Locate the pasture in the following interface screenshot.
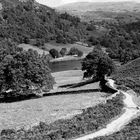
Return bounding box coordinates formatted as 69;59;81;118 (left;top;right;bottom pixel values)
0;70;106;131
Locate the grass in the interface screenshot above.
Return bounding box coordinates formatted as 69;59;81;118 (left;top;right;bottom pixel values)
112;58;140;95
0;93;124;140
94;114;140;140
18;44;49;55
51;70;99;92
0;70;106;131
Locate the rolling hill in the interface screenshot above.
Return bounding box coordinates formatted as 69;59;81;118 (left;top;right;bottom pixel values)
57;1;140;22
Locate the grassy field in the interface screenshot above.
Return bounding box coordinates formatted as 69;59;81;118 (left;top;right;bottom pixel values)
0;70;106;131
51;70;99;91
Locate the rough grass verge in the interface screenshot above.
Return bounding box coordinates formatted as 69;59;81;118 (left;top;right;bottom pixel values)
94;115;140;140
112;58;140;95
0;93;124;140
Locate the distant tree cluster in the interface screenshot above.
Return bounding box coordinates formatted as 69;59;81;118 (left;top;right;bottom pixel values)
87;20;140;64
49;47;83;58
0;40;54;100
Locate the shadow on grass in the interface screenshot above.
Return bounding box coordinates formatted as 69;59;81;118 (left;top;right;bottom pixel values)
0;88;102;103
0;94;38;103
0;79;116;103
59;79;97;88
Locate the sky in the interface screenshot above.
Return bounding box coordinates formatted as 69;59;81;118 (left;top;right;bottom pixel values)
36;0;139;7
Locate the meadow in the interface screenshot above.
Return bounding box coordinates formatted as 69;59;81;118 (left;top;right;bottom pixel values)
0;70;106;131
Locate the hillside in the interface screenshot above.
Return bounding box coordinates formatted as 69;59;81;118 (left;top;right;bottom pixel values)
113;58;140;94
57;1;140;22
0;0;86;44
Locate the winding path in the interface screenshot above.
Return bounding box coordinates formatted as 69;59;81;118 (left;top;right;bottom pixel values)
74;79;139;140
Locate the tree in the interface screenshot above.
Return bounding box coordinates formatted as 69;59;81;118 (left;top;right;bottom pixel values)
82;48;116;81
0;40;54;99
68;47;83;57
49;49;59;58
60;48;67;57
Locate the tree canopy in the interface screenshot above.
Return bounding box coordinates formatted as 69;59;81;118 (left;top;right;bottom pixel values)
0;40;54;98
82;48;116;81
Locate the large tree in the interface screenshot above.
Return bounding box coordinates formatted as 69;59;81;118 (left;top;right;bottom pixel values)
0;40;54;98
82;48;116;81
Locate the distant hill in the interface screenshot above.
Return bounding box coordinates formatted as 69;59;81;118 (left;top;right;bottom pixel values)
57;1;140;22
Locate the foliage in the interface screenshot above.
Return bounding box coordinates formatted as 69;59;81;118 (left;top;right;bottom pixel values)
49;49;59;58
60;48;67;57
0;40;54;99
68;47;83;57
0;0;86;44
0;94;124;140
82;47;116;80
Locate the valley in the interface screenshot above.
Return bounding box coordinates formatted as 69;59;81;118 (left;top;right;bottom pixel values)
0;0;140;140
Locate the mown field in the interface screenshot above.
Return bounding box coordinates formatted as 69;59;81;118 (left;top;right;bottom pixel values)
0;70;106;131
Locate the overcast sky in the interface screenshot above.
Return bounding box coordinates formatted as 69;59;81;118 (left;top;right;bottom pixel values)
36;0;139;7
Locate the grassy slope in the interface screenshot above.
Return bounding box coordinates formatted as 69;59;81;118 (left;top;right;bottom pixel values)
94;115;140;140
112;58;140;94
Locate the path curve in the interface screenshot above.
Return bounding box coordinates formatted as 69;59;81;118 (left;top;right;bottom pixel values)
74;79;139;140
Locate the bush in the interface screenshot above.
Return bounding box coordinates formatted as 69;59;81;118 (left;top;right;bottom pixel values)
68;47;83;57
